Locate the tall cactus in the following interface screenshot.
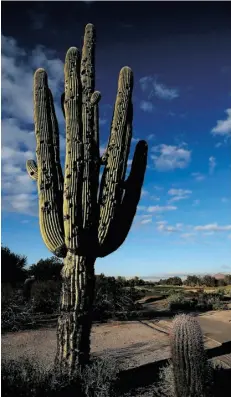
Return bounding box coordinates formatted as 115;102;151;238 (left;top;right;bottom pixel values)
26;23;148;375
170;314;211;397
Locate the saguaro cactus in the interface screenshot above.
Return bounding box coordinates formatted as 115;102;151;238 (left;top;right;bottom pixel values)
26;23;148;375
170;314;210;397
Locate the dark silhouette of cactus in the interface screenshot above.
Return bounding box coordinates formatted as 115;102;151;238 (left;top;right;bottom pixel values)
26;23;148;375
170;314;211;397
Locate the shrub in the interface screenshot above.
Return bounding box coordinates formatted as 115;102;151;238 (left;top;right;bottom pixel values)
93;275;142;321
31;281;61;314
167;292;195;311
1;288;34;332
1;355;119;397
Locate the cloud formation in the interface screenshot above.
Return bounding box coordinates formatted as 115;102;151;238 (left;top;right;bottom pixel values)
168;188;192;202
2;34;64;215
211;108;231;137
151;144;191;171
139;76;179;100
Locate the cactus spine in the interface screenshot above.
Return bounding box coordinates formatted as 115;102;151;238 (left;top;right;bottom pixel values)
26;23;148;375
170;314;210;397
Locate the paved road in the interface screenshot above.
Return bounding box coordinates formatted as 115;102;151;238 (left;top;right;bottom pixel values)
197;316;231;344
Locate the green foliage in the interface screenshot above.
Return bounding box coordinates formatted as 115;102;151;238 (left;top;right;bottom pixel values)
183;275;202;287
1;355;119;397
224;274;231;285
29;257;63;281
93;274;142;320
31;280;61;314
167;292;195;311
1;288;34;332
158;277;183;286
1;246;28;285
201;275;217;287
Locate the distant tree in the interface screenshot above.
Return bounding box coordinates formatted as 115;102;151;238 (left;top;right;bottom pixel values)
217;279;227;287
201;275;217;287
167;277;183;286
183;275;201;287
224;274;231;285
28;256;63;281
1;245;28;285
116;276;127;286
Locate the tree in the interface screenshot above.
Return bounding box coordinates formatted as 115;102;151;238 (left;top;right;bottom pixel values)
26;23;148;376
166;277;183;286
1;245;28;285
29;257;63;281
201;275;217;287
183;275;201;287
224;274;231;285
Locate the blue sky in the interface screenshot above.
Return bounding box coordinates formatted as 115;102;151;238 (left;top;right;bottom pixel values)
1;1;231;278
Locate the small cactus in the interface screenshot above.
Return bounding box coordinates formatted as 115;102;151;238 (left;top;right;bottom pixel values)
170;314;211;397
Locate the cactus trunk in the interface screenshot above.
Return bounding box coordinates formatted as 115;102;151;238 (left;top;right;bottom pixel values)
26;23;148;377
55;254;95;373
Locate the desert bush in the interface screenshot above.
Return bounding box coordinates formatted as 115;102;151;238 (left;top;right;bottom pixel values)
93;274;142;321
167;291;227;312
31;281;61;314
1;355;119;397
196;292;227;311
167;292;195;311
155;360;214;397
1;301;34;332
1;287;35;332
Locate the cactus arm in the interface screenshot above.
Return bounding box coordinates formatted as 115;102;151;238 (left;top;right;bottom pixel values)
26;159;38;180
80;24;99;248
33;68;66;258
98;140;148;257
98;66;133;246
63;47;83;253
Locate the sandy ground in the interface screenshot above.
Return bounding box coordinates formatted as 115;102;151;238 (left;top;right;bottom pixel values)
1;320;170;370
2;310;230;371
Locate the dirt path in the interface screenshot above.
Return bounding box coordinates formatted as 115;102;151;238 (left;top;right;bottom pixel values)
1;321;170;370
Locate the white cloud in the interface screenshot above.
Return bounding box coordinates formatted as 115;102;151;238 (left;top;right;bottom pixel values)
141;218;152;225
141;189;149;197
211;109;231;137
168;188;192;202
181;233;196;239
209;156;216;175
140;100;154;113
147;205;177;213
191;172;205;181
152;81;179;100
147;133;155;141
156;221;183;233
151;144;191;171
1;34;64;216
194;223;231;232
139;76;179;101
